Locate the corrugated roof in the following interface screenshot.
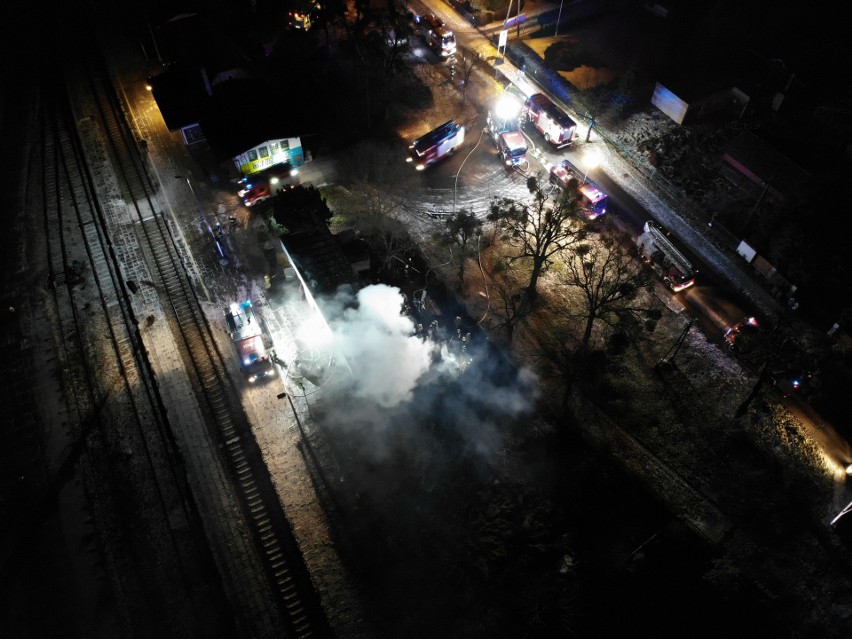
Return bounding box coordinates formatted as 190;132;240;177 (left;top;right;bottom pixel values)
281;229;358;295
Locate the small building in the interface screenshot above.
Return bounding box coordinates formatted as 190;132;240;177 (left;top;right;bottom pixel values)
720;130;810;203
651;49;787;125
199;77;315;180
232;139;305;177
651;78;748;126
146;65;211;147
146;11;314;175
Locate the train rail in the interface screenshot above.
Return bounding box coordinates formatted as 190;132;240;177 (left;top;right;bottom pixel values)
29;6;332;638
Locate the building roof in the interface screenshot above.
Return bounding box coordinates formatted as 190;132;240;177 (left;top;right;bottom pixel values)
157;12;255;73
281;228;358;296
147;65;210;131
199;78;316;161
722;130;810;193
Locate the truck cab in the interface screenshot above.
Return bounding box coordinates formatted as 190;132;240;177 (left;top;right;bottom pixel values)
496;130;528;167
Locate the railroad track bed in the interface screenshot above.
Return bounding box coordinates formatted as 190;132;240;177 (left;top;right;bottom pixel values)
17;11;334;636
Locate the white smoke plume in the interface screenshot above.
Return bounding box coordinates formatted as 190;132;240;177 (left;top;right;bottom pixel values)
327;284;434;408
310;283;540;459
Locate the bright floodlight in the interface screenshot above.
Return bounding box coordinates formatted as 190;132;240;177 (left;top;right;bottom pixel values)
583;149;601;170
270;177;280;184
495;95;521;120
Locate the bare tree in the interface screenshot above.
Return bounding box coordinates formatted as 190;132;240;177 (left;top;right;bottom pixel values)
561;225;657;353
440;209;482;289
487;175;586;304
378;3;412;75
344;185;415;277
481;259;532;347
457;47;477;104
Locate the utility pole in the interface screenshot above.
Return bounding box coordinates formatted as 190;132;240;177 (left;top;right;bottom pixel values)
734;360;771;419
734;323;784;419
744;173;774;230
140;3;164;66
555;0;564;37
655;319;694;370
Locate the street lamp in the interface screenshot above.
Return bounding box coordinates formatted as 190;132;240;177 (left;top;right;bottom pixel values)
175;175;210;229
555;0;564;37
176;175;229;265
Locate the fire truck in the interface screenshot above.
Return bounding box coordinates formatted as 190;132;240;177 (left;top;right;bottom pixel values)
522;93;577;147
407;120;465;171
487;99;528;168
548;159;608;219
237;163;299;207
415;13;457;58
225;300;277;383
635;221;696;292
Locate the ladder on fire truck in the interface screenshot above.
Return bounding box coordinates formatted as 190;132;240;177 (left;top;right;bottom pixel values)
641;221;694;278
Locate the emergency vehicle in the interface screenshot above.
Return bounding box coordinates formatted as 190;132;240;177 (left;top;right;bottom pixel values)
237;163;299;207
496;131;528;167
548;159;608;219
415;13;456;57
487;103;528;168
635;221;696;292
225;300;277;383
522;93;577;147
407;120;465;170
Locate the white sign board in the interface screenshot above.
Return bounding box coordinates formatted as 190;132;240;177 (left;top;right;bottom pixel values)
737;240;757;264
498;29;508;51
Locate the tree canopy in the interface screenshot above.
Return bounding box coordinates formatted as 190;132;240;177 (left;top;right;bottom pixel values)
487;175;586;303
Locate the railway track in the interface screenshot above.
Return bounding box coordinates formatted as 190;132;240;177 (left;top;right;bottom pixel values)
39;56;234;637
26;5;333;637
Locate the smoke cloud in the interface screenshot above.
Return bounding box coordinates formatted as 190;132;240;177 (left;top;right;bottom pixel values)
328;284;435;408
310;284;540;463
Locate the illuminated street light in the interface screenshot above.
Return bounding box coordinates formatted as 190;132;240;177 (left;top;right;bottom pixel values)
581;150;600;184
494;95;521;121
